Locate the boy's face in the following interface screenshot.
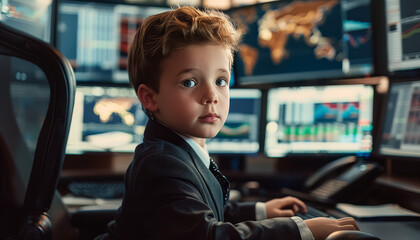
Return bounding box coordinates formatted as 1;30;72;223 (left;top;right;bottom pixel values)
152;44;231;142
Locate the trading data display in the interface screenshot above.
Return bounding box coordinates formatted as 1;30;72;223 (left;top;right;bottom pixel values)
57;1;169;83
229;0;373;85
67;87;261;155
0;0;52;42
66;86;147;154
207;89;261;154
386;0;420;72
265;84;373;157
380;80;420;158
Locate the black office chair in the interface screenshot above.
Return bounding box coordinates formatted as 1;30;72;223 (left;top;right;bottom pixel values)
0;22;78;239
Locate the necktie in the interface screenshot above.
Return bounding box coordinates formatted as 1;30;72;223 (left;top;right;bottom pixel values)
209;158;230;206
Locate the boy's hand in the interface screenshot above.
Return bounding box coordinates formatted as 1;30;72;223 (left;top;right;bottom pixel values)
304;217;360;240
265;196;307;218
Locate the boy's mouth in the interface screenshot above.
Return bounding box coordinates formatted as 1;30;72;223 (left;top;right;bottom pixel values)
199;113;220;123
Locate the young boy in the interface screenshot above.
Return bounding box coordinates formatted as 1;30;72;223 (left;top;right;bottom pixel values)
113;6;359;239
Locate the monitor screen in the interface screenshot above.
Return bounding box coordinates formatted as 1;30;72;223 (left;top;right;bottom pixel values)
265;84;374;157
379;80;420;158
66;86;147;154
207;88;262;154
67;87;261;155
0;0;53;43
228;0;373;85
385;0;420;73
56;1;169;84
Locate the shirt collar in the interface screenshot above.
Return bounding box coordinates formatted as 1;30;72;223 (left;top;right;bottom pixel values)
152;119;211;168
176;133;211;169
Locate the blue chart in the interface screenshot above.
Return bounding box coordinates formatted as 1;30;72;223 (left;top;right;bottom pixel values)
218;122;251;139
314;102;359;123
342;0;372;64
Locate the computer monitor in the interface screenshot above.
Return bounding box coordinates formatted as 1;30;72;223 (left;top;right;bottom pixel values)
385;0;420;74
67;87;262;155
66;86;147;154
1;1;54;152
379;79;420;158
0;0;53;43
228;0;373;86
207;88;262;155
56;1;169;84
265;84;374;157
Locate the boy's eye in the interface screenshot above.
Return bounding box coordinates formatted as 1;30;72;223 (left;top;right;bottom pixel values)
181;79;196;88
216;78;228;87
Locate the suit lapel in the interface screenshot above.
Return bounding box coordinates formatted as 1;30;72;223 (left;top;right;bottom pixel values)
187;150;225;220
144;120;225;220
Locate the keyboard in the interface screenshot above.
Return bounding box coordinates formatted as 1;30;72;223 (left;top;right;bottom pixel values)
68;181;125;199
296;205;333;220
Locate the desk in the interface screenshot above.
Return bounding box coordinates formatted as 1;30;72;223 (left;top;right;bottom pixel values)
61;154;420;239
357;220;420;240
65;195;420;240
327;208;420;240
240;186;420;240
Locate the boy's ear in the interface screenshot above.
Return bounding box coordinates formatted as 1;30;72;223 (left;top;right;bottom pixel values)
137;84;159;112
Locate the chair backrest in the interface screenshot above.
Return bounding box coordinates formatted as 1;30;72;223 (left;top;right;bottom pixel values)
0;22;78;239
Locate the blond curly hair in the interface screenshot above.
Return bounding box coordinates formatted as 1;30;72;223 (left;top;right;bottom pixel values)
128;6;241;94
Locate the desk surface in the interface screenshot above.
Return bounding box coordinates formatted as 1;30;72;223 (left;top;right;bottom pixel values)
327;207;420;240
357;220;420;240
64;191;420;240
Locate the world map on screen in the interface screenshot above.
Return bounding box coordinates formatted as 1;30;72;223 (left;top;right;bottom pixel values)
232;1;338;76
229;0;372;84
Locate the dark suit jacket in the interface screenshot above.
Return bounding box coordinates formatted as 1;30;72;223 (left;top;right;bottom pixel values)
114;120;301;239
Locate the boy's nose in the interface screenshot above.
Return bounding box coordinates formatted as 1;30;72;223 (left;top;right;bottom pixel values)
202;88;218;105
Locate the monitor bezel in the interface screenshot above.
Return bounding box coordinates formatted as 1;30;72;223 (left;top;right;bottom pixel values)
0;0;55;44
207;87;263;156
55;0;171;85
383;0;420;78
66;85;264;156
227;0;375;88
66;84;145;155
373;77;420;162
261;78;383;159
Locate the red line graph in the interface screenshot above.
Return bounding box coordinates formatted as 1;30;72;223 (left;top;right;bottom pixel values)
402;21;420;37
